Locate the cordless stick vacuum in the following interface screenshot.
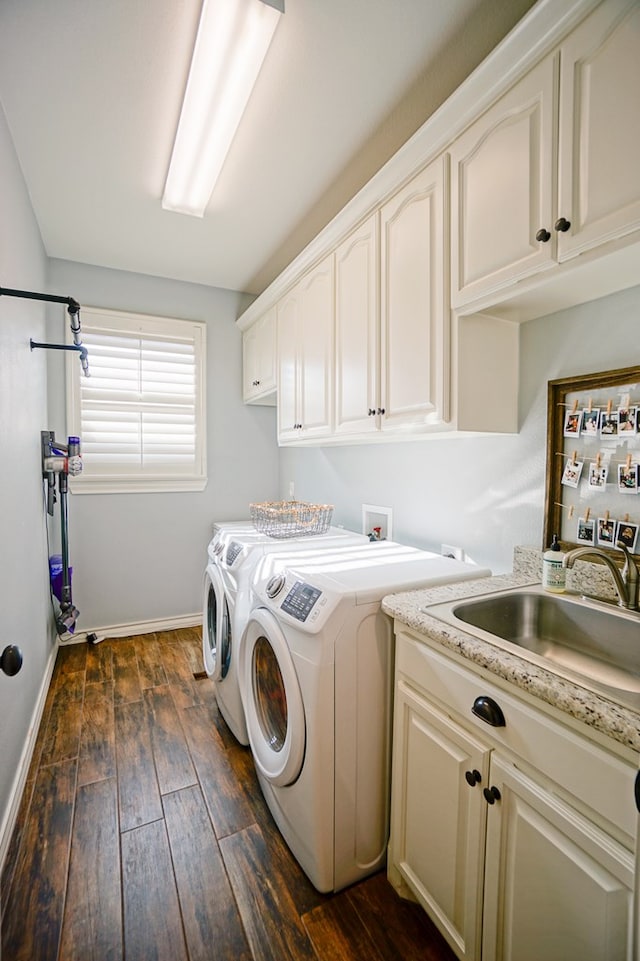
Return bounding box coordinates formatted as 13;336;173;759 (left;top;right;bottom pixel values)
42;431;82;634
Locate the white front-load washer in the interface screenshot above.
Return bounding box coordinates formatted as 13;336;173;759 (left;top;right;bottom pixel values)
202;523;368;744
239;541;490;892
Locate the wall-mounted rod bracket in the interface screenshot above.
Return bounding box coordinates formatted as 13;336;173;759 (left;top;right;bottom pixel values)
0;285;89;375
30;339;89;371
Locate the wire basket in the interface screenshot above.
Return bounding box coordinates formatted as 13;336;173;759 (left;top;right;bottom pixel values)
250;500;334;538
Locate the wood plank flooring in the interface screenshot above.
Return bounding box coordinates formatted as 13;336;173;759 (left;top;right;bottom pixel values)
1;628;457;961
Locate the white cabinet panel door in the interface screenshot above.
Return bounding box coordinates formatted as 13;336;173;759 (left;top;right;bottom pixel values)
557;0;640;261
380;155;448;430
450;55;556;308
389;679;490;961
276;286;300;442
298;255;333;440
483;754;634;961
334;215;379;436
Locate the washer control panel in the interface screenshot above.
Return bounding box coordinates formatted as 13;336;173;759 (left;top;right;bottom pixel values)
225;541;243;566
281;580;322;622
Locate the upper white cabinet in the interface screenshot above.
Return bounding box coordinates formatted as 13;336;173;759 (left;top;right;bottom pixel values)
451;0;640;309
334;214;379;438
557;0;640;261
242;307;276;405
450;56;556;308
277;255;333;443
334;158;449;439
379;156;448;432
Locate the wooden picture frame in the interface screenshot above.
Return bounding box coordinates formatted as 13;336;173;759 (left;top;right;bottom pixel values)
544;365;640;559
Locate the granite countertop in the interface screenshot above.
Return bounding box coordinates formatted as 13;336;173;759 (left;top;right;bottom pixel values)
382;570;640;755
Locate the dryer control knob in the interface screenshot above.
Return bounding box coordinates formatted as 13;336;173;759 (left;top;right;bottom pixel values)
213;542;224;556
266;574;286;598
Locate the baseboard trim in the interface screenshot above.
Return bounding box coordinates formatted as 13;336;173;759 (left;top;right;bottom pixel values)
59;612;202;645
0;640;58;886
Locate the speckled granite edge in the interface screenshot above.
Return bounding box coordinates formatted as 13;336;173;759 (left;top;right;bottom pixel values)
382;566;640;754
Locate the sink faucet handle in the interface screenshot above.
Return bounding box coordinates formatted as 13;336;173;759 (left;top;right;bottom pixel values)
616;540;639;606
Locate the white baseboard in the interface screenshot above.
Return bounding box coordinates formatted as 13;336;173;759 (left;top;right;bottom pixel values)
0;640;58;885
60;612;202;645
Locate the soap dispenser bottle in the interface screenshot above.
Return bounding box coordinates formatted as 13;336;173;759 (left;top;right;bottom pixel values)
542;534;566;593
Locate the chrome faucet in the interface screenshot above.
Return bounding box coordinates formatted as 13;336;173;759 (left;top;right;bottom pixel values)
563;540;640;611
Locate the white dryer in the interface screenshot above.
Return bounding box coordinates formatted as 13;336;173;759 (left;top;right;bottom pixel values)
239;541;490;892
202;523;368;744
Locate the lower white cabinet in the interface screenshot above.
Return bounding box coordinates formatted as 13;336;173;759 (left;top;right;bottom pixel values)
388;628;637;961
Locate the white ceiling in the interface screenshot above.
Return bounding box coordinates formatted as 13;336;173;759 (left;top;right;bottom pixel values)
0;0;535;296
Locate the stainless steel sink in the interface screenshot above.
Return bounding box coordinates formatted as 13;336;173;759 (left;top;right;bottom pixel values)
424;587;640;711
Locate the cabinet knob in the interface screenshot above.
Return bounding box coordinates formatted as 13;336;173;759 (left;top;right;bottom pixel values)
471;695;506;727
535;227;551;243
554;217;571;233
377;408;386;416
253;379;261;387
368;408;376;416
483;786;502;805
465;769;482;787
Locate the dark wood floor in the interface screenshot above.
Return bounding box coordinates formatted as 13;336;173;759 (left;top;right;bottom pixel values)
1;628;456;961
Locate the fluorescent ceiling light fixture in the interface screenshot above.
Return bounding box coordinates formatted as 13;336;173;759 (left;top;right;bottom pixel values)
163;0;283;217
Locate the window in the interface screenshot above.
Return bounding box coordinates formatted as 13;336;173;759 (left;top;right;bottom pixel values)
67;307;206;493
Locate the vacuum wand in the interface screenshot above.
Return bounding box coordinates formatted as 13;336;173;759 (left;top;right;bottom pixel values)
42;431;82;634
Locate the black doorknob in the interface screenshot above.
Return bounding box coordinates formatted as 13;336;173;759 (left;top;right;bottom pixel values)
377;408;386;415
465;769;482;787
554;217;571;232
535;227;551;243
1;645;23;676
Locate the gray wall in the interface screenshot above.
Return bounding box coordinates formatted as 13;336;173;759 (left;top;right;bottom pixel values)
279;284;640;574
45;259;279;631
0;102;53;849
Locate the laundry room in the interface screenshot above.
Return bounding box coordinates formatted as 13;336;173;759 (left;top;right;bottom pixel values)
1;1;639;960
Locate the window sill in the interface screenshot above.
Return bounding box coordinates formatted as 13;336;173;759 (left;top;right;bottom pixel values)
70;476;207;495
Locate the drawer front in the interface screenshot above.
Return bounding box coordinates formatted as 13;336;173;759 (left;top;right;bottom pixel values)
396;630;637;842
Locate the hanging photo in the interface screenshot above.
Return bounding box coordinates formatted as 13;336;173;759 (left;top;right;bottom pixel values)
618;406;638;434
599;410;619;436
618;463;638;493
581;408;600;435
588;462;608;489
561;458;583;488
616;520;639;552
576;516;596;545
563;410;581;436
597;516;616;545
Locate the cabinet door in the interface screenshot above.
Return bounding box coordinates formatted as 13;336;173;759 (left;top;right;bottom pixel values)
449;55;556;308
389;678;490;961
243;308;276;404
276;286;300;442
557;0;640;261
298;255;333;439
334;214;379;436
380;155;448;430
482;754;635;961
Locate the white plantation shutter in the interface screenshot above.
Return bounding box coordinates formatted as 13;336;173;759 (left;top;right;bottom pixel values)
67;308;206;493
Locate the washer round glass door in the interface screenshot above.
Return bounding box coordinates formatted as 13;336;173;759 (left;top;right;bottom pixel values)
241;606;305;787
202;565;231;680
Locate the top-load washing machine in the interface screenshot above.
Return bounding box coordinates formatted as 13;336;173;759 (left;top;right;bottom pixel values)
239;541;490;892
202;522;368;744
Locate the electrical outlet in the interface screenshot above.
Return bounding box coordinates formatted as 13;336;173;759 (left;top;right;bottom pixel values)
442;544;465;561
